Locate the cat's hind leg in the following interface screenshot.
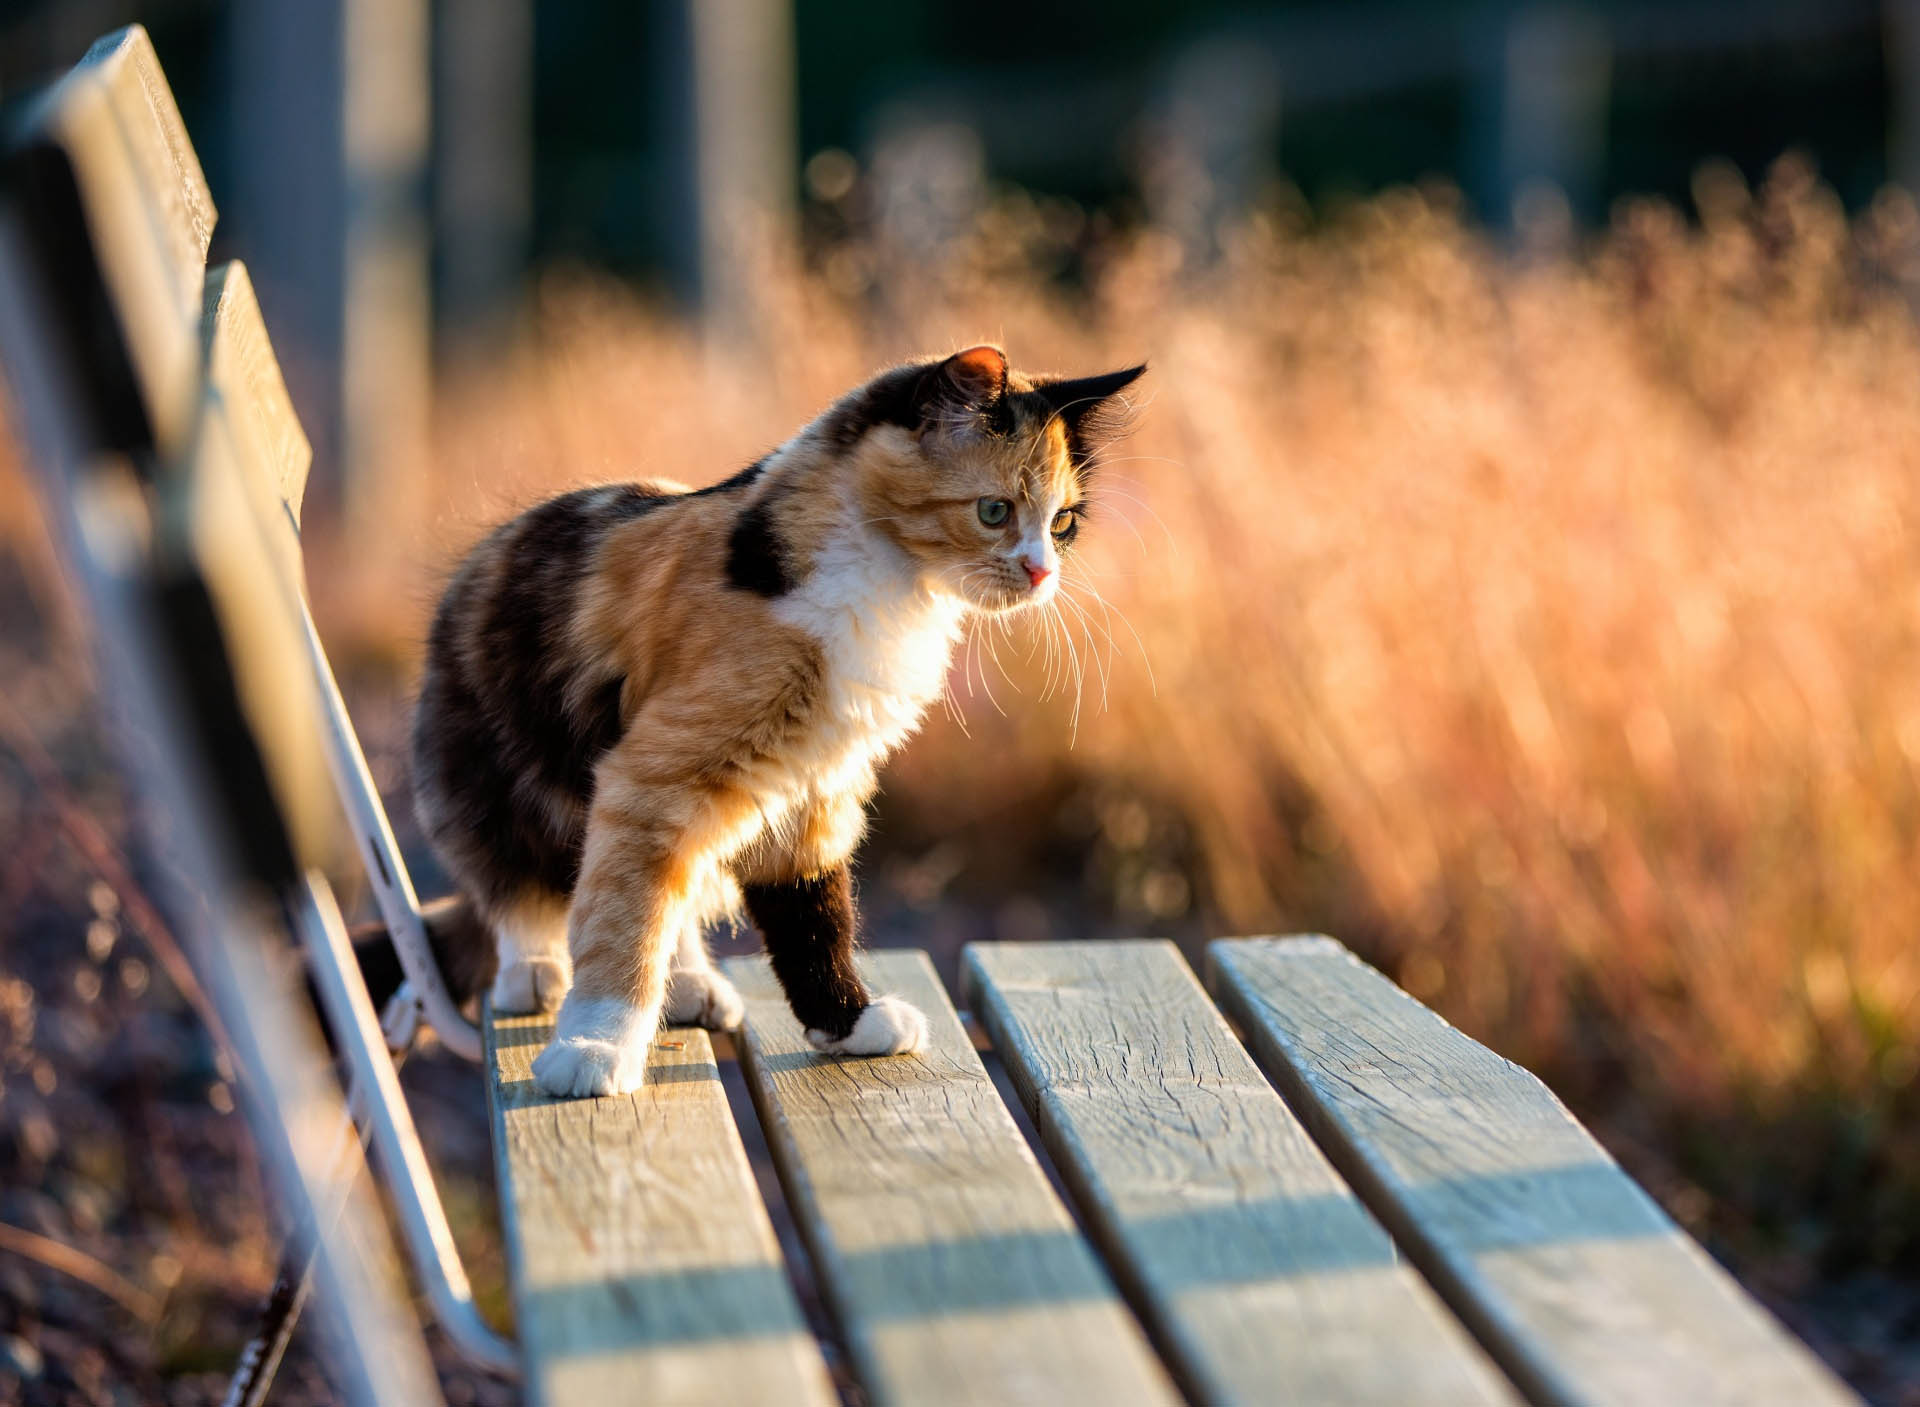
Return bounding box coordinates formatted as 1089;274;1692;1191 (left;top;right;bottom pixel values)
664;870;745;1031
487;891;571;1015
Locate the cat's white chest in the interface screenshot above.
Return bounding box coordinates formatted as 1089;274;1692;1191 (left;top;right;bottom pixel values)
774;540;964;775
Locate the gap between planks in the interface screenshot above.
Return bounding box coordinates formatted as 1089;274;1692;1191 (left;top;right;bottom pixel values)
964;938;1518;1406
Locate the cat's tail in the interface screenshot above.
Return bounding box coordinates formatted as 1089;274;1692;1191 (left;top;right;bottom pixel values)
346;892;499;1016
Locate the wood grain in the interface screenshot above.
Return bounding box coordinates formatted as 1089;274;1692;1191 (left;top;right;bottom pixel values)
1209;937;1858;1407
77;25;216;313
725;949;1179;1407
965;939;1518;1405
33;24;215;456
185;265;335;869
487;1009;835;1407
202;261;312;529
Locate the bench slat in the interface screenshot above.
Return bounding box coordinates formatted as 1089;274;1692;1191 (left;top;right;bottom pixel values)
74;25;216;315
725;949;1179;1407
189;260;334;869
487;1011;835;1407
29;24;216;456
964;939;1518;1405
1208;937;1857;1407
202;261;312;531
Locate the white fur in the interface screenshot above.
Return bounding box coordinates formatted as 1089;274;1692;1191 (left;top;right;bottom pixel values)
664;922;745;1030
773;516;965;783
665;967;745;1030
489;911;571;1015
532;994;657;1097
808;995;929;1056
1009;522;1061;606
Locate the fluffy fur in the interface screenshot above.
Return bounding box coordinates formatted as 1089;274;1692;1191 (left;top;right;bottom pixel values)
409;345;1143;1097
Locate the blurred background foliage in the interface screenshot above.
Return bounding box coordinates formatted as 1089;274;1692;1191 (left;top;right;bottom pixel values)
3;1;1920;1403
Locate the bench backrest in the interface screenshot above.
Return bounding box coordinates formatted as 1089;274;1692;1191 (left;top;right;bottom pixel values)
0;26;444;1403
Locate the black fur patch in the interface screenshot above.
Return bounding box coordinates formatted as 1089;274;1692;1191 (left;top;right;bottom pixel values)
606;483;674;518
726;500;791;597
413;484;665;904
819;362;932;450
690;455;769;498
1031;364;1147;473
742;866;868;1037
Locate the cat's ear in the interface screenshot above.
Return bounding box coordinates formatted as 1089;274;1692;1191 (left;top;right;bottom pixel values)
1032;364;1147;439
921;344;1008;412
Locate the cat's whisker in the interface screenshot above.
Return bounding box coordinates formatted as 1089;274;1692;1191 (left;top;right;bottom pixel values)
962;610;983;701
1063;603;1091;735
1059;575;1124;672
952;570;1019;716
1044;602;1074;735
1082;485;1174;554
1065;573;1157;698
982;609;1020;705
975;627;1009;717
1081;501;1152;555
1053;588;1118;716
938;631;971;735
1040;598;1074;715
1054;588;1113;713
1043;599;1087;746
1043;610;1066;703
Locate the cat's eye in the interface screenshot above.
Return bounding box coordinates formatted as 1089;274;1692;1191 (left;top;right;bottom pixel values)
1050;508;1078;537
977;498;1012;527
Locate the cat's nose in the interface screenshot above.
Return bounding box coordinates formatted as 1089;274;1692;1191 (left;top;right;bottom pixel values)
1024;559;1052;588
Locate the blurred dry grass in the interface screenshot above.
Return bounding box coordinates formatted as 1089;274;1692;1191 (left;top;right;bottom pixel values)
7;152;1920;1398
373;156;1920;1289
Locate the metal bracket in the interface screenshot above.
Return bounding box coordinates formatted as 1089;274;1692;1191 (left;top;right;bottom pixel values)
298;599;484;1063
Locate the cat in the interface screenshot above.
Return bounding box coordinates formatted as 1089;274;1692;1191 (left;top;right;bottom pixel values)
409;344;1143;1098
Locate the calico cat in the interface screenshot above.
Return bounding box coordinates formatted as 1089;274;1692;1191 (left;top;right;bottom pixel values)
411;345;1143;1097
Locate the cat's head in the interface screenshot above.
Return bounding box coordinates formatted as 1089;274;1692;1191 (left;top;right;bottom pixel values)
833;345;1144;613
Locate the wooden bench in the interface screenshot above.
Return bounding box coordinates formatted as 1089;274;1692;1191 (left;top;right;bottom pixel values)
0;26;1862;1407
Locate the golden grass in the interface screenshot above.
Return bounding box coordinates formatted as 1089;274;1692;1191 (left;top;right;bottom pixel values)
345;157;1920;1266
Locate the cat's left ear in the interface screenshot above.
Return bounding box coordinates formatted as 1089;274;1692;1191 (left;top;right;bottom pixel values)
1032;363;1147;440
920;344;1008;413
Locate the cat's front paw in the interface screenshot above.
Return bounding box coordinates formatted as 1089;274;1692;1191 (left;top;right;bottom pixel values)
531;1036;647;1097
532;995;654;1097
807;995;929;1056
665;968;745;1031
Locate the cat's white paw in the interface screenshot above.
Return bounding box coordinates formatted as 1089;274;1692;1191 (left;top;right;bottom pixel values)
531;995;654;1098
489;955;569;1015
530;1037;647;1097
665;967;745;1031
807;996;929;1056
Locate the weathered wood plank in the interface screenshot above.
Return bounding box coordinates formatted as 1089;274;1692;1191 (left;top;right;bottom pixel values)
27;24;216;455
1209;937;1858;1407
965;940;1519;1405
75;25;216;311
177;388;336;868
202;260;312;529
724;949;1179;1407
487;1009;835;1407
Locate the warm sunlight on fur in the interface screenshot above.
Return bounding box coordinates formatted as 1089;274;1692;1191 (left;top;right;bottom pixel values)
406;346;1142;1096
